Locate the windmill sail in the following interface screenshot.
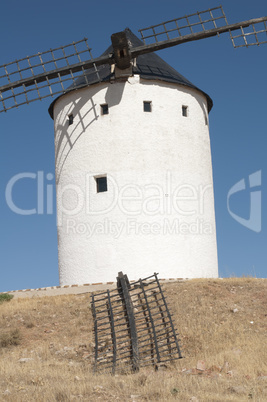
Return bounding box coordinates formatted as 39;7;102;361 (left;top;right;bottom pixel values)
0;6;266;113
0;38;104;113
229;20;267;48
139;6;229;44
138;6;267;52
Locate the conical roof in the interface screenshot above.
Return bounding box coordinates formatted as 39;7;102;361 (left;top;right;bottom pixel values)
48;28;212;118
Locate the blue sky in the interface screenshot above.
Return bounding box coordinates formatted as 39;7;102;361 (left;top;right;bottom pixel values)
0;0;266;292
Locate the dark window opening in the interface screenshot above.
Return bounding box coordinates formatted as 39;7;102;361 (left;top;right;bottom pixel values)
182;105;188;117
101;104;109;115
68;114;74;125
144;101;152;112
96;176;108;193
205;114;208;125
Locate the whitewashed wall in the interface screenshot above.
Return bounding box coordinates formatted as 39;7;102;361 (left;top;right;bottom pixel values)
53;75;218;284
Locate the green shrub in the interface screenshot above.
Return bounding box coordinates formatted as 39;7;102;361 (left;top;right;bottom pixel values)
0;293;14;304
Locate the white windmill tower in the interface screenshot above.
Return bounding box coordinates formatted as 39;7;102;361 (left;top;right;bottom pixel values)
49;28;216;285
1;6;266;285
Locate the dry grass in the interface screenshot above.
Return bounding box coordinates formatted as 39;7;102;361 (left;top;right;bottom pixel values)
0;278;266;401
0;329;21;348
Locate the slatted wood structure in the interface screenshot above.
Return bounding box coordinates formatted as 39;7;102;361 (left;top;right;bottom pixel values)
91;272;182;373
0;6;266;113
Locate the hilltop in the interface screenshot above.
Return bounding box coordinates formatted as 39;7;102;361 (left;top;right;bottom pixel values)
0;278;266;401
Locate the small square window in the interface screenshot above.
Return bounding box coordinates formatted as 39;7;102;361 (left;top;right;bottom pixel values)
68;114;74;125
143;101;152;112
182;105;188;117
95;176;108;193
101;104;109;115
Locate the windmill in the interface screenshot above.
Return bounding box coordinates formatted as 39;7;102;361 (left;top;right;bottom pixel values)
1;6;266;285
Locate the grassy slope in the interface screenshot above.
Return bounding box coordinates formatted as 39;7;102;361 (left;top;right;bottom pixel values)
0;278;266;401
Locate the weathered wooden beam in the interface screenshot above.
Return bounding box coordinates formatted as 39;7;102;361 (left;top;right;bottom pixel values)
117;272;139;372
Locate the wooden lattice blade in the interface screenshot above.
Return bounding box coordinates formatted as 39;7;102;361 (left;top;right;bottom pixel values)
138;5;267;50
0;38;106;113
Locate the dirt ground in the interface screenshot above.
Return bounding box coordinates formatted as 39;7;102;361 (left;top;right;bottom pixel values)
0;277;266;401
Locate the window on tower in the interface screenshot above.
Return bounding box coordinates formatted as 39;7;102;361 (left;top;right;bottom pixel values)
182;105;188;117
143;101;152;112
68;114;74;125
95;176;108;193
101;104;109;115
